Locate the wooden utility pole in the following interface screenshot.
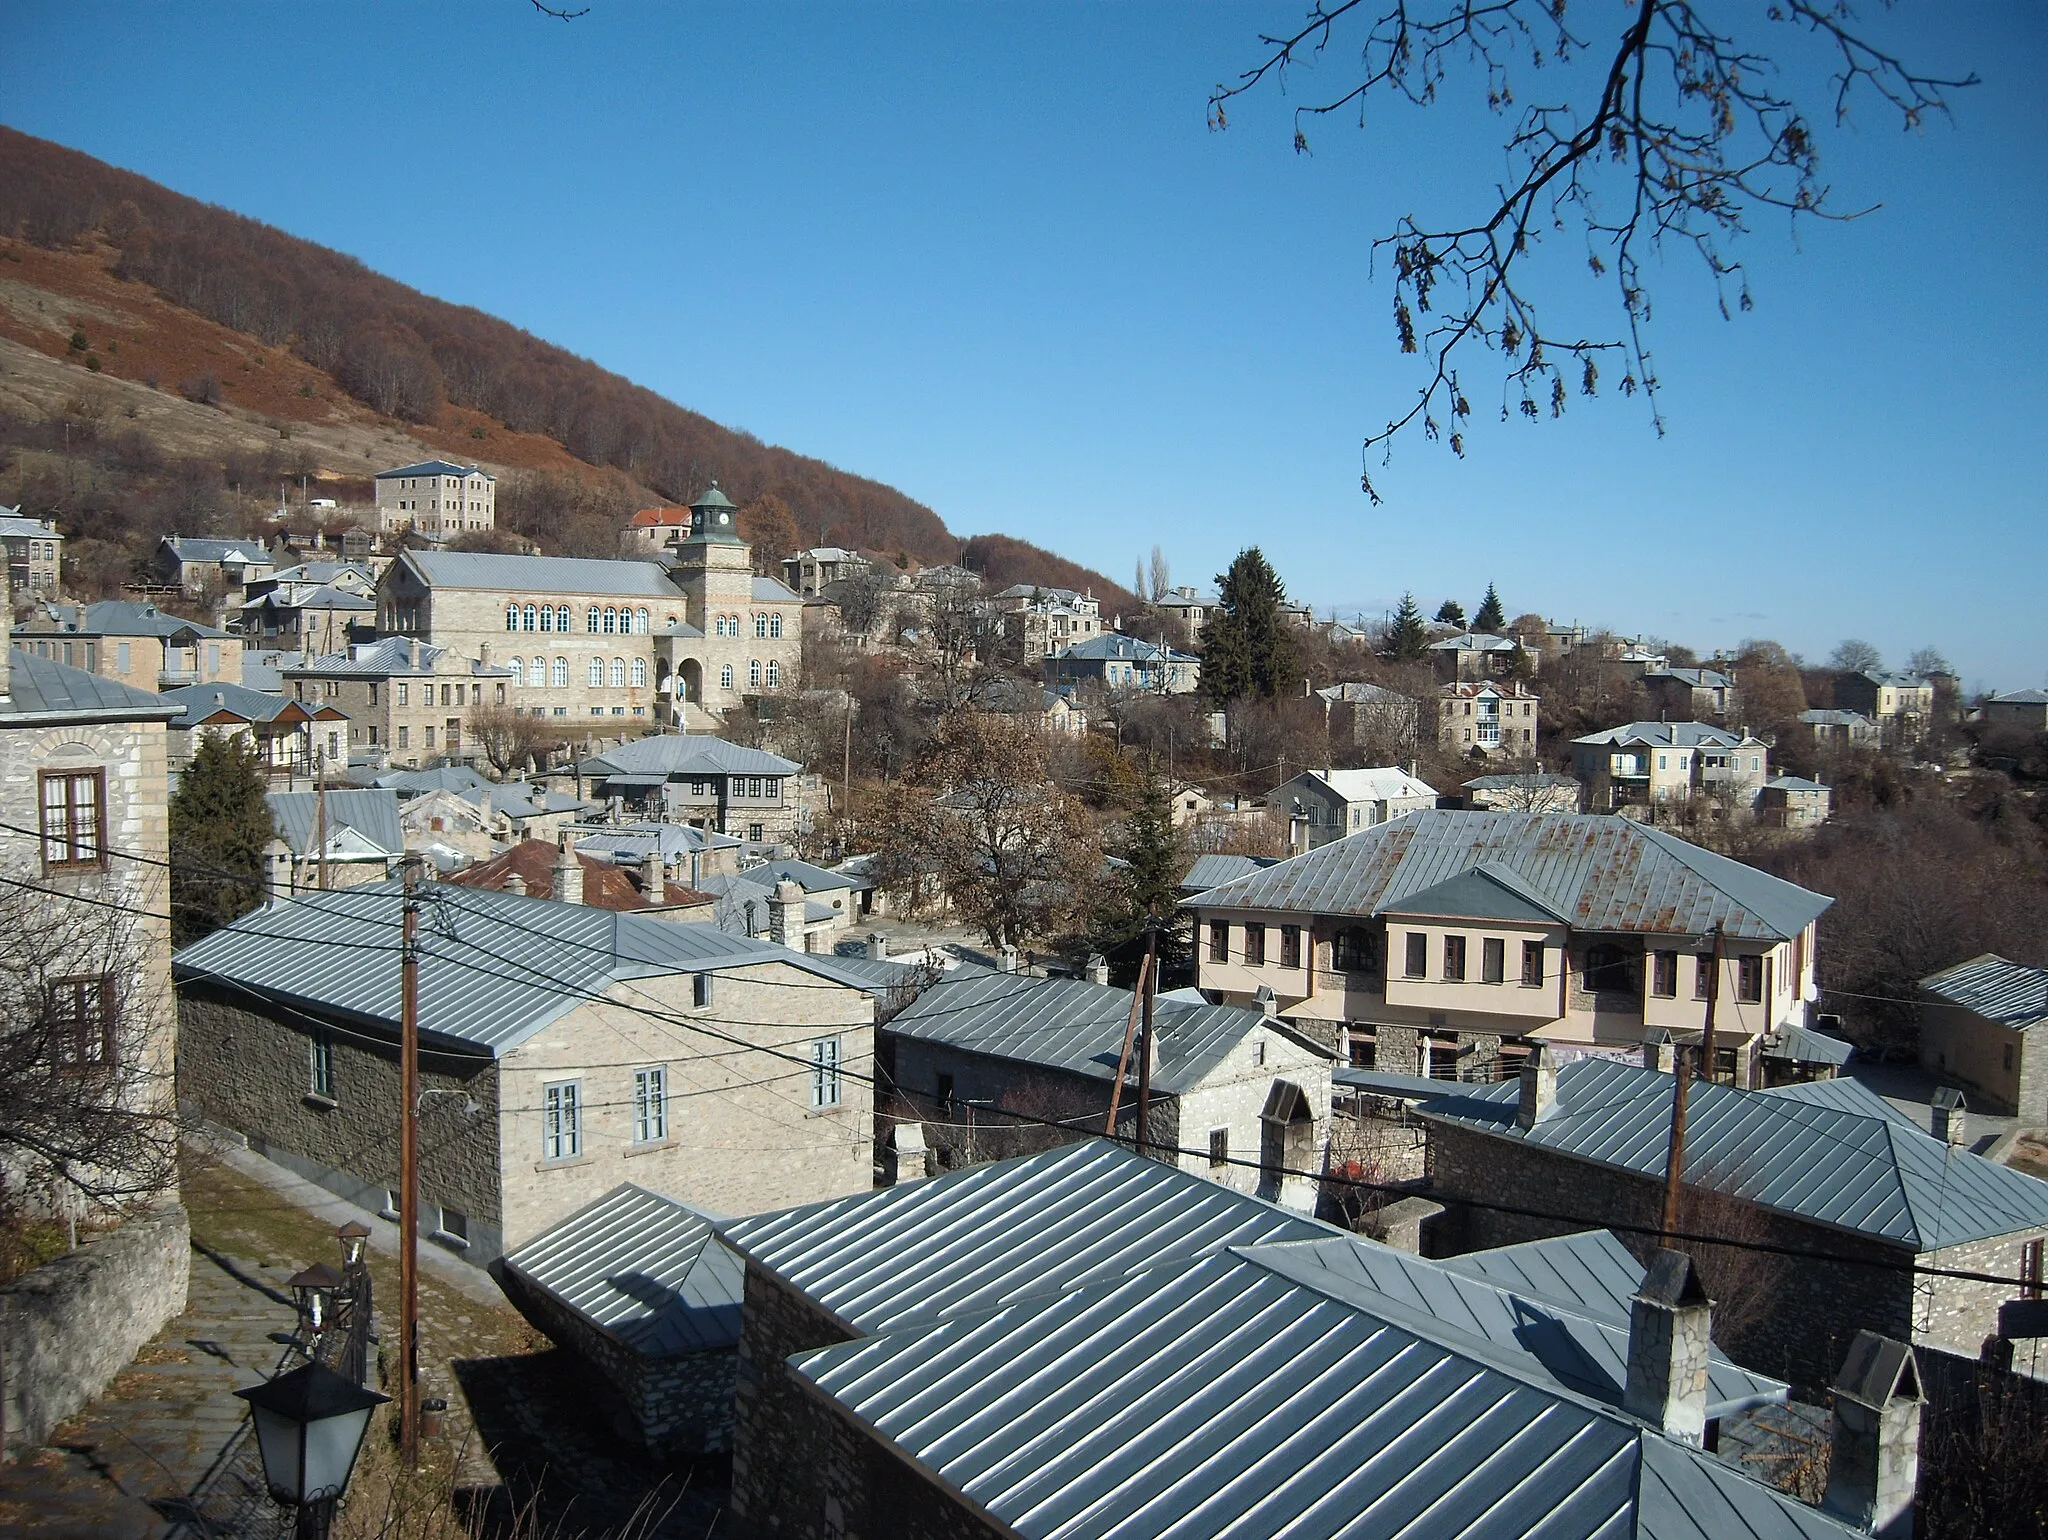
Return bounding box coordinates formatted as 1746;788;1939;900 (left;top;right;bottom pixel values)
1661;924;1724;1242
1135;925;1159;1159
314;746;328;891
397;858;422;1468
1103;951;1152;1137
1697;922;1725;1086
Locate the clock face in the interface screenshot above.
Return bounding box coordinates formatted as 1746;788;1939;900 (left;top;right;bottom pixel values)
718;513;730;525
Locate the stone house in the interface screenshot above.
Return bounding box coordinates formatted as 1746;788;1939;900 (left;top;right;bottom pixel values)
265;787;405;891
1266;765;1438;852
1426;631;1519;681
283;635;515;769
571;822;747;890
1418;1053;2048;1395
1758;775;1832;829
447;835;716;923
986;583;1102;661
718;1138;1858;1540
1571;721;1771;812
1642;667;1733;719
19;600;244;696
1798;708;1879;751
1152;584;1218;638
580;736;808;845
371;765;588;854
1461;771;1582;814
1432;680;1540;758
1833;670;1935;747
1317;680;1422;757
235;580;376;655
1183;809;1832;1087
779;547;871;596
618;505;693;557
161;681;349;785
0;509;64;595
883;968;1334;1210
1917;954;2048;1120
373;460;496;539
150;536;274;601
1044;633;1200;695
1983;688;2048;732
173;881;881;1263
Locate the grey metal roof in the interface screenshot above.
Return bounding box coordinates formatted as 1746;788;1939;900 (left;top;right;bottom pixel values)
374;460;492;480
397;550;681;598
286;635;510;679
1317;681;1415;705
1920;953;2048;1031
1;650;180;723
1760;1023;1855;1067
751;575;800;602
172;878;869;1057
1573;722;1759;749
266;788;404;859
1419;1057;2048;1250
1797;710;1874;728
1177;852;1276;895
884;969;1324;1096
161;536;270;566
163;680;306;728
1428;632;1517;652
583;735;800;779
1463;773;1579;791
1762;776;1829;792
572;822;742;862
1757;1076;1917;1128
757;857;860;894
1054;634;1195;663
500;1183;742;1356
791;1241;1850;1540
1646;668;1733;689
720;1139;1333;1336
0;513;54;538
1333;1068;1455;1100
1182;809;1830;943
30;599;237;640
1388;864;1570;924
1992;688;2048;705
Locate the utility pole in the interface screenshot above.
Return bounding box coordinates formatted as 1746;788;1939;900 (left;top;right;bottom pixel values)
1135;923;1158;1159
1103;950;1152;1137
314;746;328;890
842;700;854;822
1661;923;1724;1242
1697;922;1725;1086
397;858;422;1468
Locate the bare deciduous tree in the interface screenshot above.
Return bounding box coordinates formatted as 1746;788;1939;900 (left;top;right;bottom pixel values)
466;702;566;778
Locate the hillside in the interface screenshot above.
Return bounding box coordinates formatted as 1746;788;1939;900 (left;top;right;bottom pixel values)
0;126;1135;611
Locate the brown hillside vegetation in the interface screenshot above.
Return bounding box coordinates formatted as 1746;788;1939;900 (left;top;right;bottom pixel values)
0;125;1129;604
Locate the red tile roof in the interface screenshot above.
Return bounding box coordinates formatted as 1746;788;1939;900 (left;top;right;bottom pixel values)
628;507;692;528
447;839;649;910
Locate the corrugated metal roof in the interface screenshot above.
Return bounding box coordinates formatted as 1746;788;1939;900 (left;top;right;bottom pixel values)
2;650;180;721
1428;632;1517;652
1757;1076;1918;1129
1333;1068;1454;1100
1420;1058;2048;1250
399;550;681;597
720;1139;1332;1336
1308;767;1439;803
1177;853;1275;895
883;969;1320;1096
164;681;304;728
583;735;800;779
172;879;870;1056
1181;810;1831;942
1760;1023;1855;1067
375;460;491;480
1573;722;1757;749
500;1183;741;1356
1920;953;2048;1031
267;788;404;859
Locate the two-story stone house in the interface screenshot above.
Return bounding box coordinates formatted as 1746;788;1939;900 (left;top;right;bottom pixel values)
1833;670;1934;747
18;600;245;697
0;509;64;595
1432;680;1539;758
581;736;808;844
151;536;274;602
374;459;496;539
1426;632;1519;681
1265;766;1438;852
173;881;881;1262
780;547;871;596
987;584;1102;661
1571;721;1771;812
283;635;514;768
1641;667;1732;720
1182;809;1830;1086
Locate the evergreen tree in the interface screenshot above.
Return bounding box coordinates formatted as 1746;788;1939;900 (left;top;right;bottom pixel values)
1199;547;1301;707
1384;591;1430;661
1473;583;1506;633
169;732;276;945
1434;598;1466;628
1094;765;1190;985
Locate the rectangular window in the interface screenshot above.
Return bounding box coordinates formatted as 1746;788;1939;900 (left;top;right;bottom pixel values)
1347;1032;1377;1069
1443;935;1467;981
1481;937;1505;984
1651;951;1678;998
309;1031;336;1099
397;726;409;749
1209;921;1228;963
1208;1128;1229;1169
810;1036;843;1109
425;727;436;749
39;770;106;872
1405;932;1427;978
1521;941;1544;986
1694;954;1713;1000
1736;954;1763;1003
936;1071;955;1108
397;682;409;706
748;823;765;842
116;641;131;673
633;1067;668;1144
689;779;708;797
1280;926;1301;969
436;1206;469;1246
542;1080;581;1160
47;975;116;1071
693;972;713;1008
1244;924;1266;966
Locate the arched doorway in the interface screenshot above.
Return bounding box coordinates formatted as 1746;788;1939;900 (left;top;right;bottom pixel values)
679;659;703;705
1258;1080;1318;1210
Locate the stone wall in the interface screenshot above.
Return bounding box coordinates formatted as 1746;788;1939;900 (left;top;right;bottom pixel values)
0;1204;190;1458
1916;1228;2048;1360
730;1264;859;1536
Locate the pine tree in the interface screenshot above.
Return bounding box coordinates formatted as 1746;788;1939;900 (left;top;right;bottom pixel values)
1095;765;1190;985
1199;547;1301;707
1384;591;1430;660
1473;583;1507;633
169;732;276;945
1434;598;1466;628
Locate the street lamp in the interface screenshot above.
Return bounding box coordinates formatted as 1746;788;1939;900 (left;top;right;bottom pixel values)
335;1220;371;1269
234;1361;389;1540
287;1262;345;1336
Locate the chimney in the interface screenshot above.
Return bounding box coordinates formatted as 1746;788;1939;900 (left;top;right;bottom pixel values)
997;943;1019;974
1823;1331;1923;1540
1083;953;1109;986
1642;1028;1677;1074
553;831;583;905
479;640;493;669
1622;1248;1713;1446
408;638;420;669
867;932;890;962
1255;984;1277;1018
262;837;293;905
641;849;665;905
1517;1044;1558;1128
769;878;805;949
1930;1086;1966;1147
502;872;526;896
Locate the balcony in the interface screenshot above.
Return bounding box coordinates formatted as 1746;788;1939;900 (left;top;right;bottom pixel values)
158;669;201;689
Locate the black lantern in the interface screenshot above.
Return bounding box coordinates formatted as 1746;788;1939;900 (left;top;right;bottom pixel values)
234;1361;388;1538
336;1220;371;1269
288;1262;346;1335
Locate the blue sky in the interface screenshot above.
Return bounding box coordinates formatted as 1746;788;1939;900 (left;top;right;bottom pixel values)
5;3;2043;688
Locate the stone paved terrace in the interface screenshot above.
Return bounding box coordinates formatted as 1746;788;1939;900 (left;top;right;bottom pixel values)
0;1141;726;1538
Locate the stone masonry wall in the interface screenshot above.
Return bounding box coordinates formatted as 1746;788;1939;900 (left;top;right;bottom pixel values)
0;1203;190;1458
1917;1227;2048;1360
730;1264;859;1537
1425;1120;1913;1397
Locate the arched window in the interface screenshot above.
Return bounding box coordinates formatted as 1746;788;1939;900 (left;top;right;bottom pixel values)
531;655;546;684
719;664;734;690
749;659;762;689
630;657;647;688
754;613;769;639
634;608;649;634
768;612;783;639
608;657;626;688
552;656;569;688
586;607;600;633
539;604;553;632
765;659;781;688
523;604;538;632
507;657;525;687
556;604;571;631
588;657;605;687
504;604;520;632
603;607;617;634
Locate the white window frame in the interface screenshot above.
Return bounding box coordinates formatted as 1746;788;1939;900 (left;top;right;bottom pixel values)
810;1036;843;1109
542;1080;582;1161
309;1031;336;1100
633;1066;668;1145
